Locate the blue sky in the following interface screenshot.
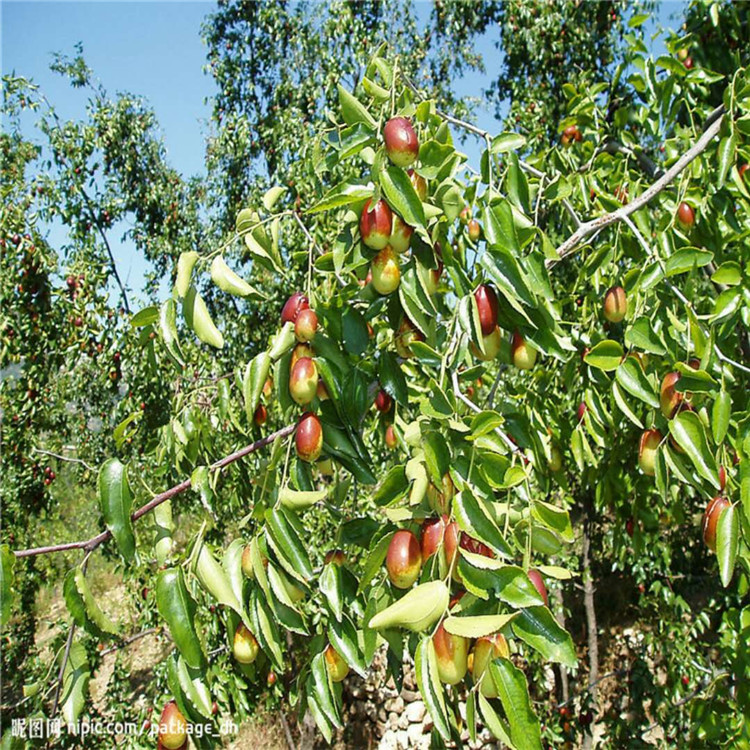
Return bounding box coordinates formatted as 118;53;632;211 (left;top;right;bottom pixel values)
1;1;685;302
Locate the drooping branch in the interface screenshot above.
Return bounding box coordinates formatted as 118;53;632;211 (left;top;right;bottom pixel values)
13;423;296;560
550;107;726;266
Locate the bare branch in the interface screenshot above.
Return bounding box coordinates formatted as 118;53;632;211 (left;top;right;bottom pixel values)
550;107;725;266
32;447;95;472
13;423;296;559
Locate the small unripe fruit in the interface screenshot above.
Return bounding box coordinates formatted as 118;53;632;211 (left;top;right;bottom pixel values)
360;198;393;250
474;285;499;336
295;308;318;343
660;372;683;419
158;701;188;750
549;445;563;472
383;117;419;168
386;530;422;589
467;219;481;242
577;402;587;422
233;623;260;664
281;292;309;325
408;169;427;201
324;549;345;566
253;404;267;426
241;545;254;578
471;326;502;362
263;378;273;397
289;357;318;405
316;379;329;401
718;465;726;492
702;496;730;552
677;48;688;61
389;214;413;253
395;317;424;359
375;389;392;413
472;634;510;697
603;286;627;323
626;518;635;538
426;473;455;515
296;412;323;463
370;246;400;295
267;671;277;687
385;424;397;449
683;56;694;69
527;569;548;606
432;621;469;685
324;644;350;682
459;206;471;225
511;330;537;370
638;429;662;476
677;202;695;228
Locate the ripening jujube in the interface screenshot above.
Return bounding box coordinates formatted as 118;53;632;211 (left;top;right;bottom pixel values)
638;429;662;476
158;701;188;750
474;284;498;336
432;621;469;685
527;569;549;606
511;330;537;370
280;292;309;325
386;529;422;589
702;496;730;552
370;246;400;295
360;198;393;250
296;411;323;463
471;633;510;698
383;116;419;167
603;285;627;323
289;357;318;405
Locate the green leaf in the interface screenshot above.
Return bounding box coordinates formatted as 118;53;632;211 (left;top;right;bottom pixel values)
156;567;204;669
262;185;287;211
489;659;543;750
616;357;659;408
443;613;517;638
423;431;450;485
711;288;741;322
193;540;248;623
482;245;536;309
712;390;731;445
337;84;376;128
716;503;738;588
717;134;736;189
711;261;742;286
458;554;543;607
307;182;372;213
98;458;135;563
491;132;526;153
532;500;573;542
191;466;214;517
612;380;644;428
342;307;369;356
415;637;451;740
319;563;343;622
243;351;272;422
379;166;426;229
512;606;577;667
182;286;224;349
673;363;718;394
454;490;513;558
665;247;714;276
372;466;409;506
0;545;14;627
63;567;118;639
211;255;263;299
584;340;624;371
478;693;514;747
625;317;666;355
668;411;720;488
418;140;455;179
130;305;159;327
159;298;185;366
175;251;199;298
59;641;90;727
379;351;408;405
328;616;367;677
264;508;314;581
459;294;485;356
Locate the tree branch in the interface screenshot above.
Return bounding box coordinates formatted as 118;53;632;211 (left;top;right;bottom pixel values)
550;107;725;266
12;423;296;559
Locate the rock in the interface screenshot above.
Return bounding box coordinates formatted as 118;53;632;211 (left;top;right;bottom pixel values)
385;696;405;713
378;708;387;722
379;729;398;750
395;729;410;749
388;711;399;729
397;713;409;730
404;700;426;724
400;688;420;702
407;723;425;746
